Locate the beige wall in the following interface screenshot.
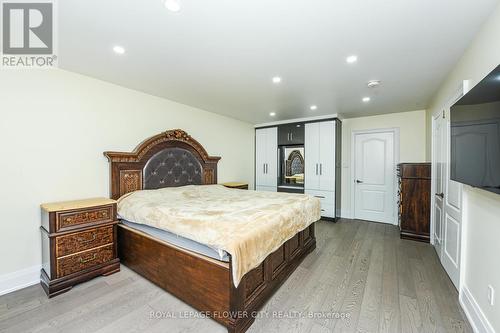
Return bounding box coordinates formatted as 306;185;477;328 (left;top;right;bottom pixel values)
0;69;254;279
341;110;427;218
425;3;500;331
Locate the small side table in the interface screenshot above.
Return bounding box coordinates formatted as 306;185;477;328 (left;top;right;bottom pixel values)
221;182;249;190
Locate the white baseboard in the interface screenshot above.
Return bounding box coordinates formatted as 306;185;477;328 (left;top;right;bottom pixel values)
0;265;41;296
460;285;496;333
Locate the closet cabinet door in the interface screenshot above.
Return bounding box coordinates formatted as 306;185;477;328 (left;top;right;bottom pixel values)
266;127;278;188
305;122;320;190
319;121;335;191
255;128;267;187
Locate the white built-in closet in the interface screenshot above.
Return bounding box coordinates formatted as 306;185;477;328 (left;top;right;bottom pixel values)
255;119;340;219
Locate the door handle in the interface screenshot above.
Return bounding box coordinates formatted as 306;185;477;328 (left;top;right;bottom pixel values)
436;192;444;198
356;179;363;184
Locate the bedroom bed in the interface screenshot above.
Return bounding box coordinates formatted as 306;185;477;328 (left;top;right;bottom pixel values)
104;129;319;333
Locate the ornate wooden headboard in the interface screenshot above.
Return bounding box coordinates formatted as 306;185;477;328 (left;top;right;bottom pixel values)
104;129;221;200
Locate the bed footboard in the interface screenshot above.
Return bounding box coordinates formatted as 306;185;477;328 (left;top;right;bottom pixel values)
118;222;316;333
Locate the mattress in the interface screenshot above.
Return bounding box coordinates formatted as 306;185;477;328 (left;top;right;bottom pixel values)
118;184;321;286
121;220;230;262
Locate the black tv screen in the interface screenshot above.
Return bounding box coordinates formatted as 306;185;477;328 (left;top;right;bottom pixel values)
450;65;500;195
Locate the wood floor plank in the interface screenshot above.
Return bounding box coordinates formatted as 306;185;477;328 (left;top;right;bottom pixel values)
399;294;422;333
356;225;384;333
0;220;472;333
332;223;376;332
378;225;401;333
410;258;446;333
417;245;473;333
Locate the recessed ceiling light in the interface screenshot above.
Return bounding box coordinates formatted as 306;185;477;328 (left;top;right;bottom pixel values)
310;105;318;111
164;0;181;12
113;45;125;55
367;80;381;88
362;97;371;103
346;55;358;64
272;76;282;84
269;112;276;117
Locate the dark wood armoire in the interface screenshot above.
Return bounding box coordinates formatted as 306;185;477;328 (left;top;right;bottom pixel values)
397;163;431;242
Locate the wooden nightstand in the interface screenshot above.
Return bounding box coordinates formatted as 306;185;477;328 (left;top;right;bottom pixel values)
40;198;120;297
221;182;249;190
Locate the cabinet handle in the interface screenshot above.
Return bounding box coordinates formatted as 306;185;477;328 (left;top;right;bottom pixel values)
77;233;97;244
263;164;266;174
315;163;318;175
320;163;322;175
314;196;325;199
266;163;268;174
79;253;97;264
290;133;293;141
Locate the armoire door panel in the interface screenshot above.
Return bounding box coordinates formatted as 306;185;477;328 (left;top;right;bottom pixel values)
266;127;278;187
305;122;320;190
319;121;335;191
255;129;267;187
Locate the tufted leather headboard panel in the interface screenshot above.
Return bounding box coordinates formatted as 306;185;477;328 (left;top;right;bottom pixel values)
104;129;221;199
144;147;203;189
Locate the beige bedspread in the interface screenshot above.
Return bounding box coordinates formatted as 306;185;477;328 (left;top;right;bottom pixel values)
117;185;320;286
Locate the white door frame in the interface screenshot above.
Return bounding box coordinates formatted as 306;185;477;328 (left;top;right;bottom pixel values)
430;80;469;290
351;127;400;225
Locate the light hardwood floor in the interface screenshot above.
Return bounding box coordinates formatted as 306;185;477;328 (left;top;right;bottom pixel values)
0;219;472;333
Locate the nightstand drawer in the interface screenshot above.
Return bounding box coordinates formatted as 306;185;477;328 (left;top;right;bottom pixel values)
56;205;114;231
55;226;114;257
56;244;114;278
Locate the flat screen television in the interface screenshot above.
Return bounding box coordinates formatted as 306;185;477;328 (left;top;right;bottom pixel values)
450;65;500;195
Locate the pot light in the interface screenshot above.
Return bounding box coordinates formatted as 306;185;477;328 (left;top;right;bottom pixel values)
269;112;276;117
113;45;125;55
367;80;381;88
346;55;358;64
164;0;181;12
310;105;317;111
272;76;282;84
362;97;371;103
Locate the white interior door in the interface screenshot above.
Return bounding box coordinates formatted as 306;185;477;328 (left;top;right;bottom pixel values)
354;131;396;224
432;112;445;260
432;108;463;290
305;122;320;190
319;121;335;191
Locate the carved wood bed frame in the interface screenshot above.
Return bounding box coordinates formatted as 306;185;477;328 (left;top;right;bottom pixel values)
104;129;316;333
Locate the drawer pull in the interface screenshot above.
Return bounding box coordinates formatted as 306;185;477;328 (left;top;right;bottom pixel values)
314;196;325;199
80;253;97;264
77;234;97;244
321;209;326;212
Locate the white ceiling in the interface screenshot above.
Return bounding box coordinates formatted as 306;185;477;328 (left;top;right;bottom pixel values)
59;0;499;124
